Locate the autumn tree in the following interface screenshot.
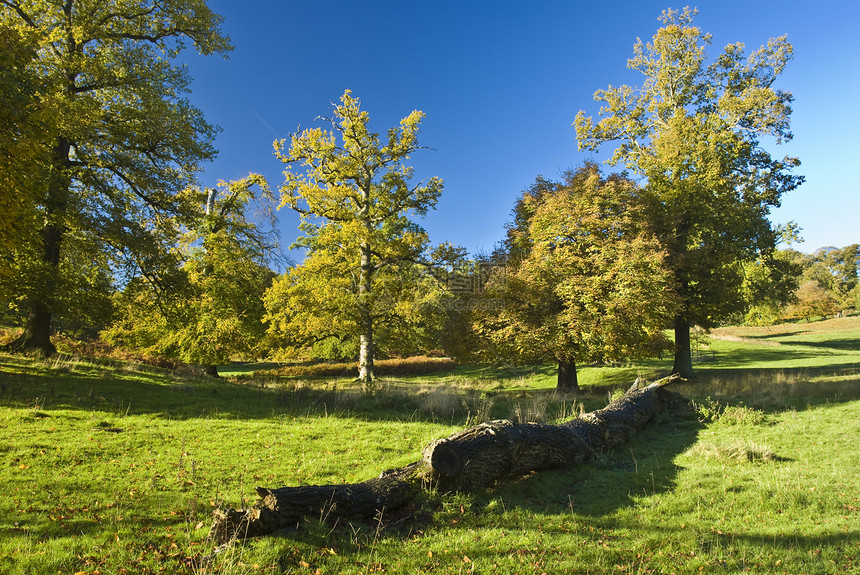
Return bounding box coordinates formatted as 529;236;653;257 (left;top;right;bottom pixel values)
104;175;277;376
1;0;230;355
808;245;859;313
575;7;804;378
475;165;677;391
267;91;445;384
785;244;860;317
785;281;838;322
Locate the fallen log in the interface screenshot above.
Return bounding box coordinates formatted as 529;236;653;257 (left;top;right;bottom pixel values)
208;375;684;544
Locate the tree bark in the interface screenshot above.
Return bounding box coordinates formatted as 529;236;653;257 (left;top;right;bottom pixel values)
556;360;579;392
208;375;683;544
5;139;71;357
671;315;694;379
202;365;220;378
357;232;374;385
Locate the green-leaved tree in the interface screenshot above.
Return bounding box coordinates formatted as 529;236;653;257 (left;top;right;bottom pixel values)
0;22;43;271
575;7;804;378
104;175;277;376
1;0;231;355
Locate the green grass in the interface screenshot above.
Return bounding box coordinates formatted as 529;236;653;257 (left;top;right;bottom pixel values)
1;317;859;573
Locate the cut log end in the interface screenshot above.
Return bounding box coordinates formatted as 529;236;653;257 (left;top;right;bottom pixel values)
428;440;463;476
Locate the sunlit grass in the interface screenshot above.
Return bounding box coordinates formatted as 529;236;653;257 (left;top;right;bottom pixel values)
1;316;859;573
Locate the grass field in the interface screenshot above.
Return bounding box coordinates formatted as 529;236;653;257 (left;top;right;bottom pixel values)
1;317;859;574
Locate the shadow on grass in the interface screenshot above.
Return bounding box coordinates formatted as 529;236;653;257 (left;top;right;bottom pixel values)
703;344;852;368
0;353;649;424
477;415;703;519
780;338;860;351
3;352;860;425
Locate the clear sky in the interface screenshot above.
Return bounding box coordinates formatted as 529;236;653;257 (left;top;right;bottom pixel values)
182;0;860;266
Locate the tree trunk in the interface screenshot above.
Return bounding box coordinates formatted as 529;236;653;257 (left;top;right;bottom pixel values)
671;315;694;379
202;365;220;378
5;139;71;357
208;375;683;544
6;308;57;357
357;242;375;385
556;360;579;392
208;464;422;543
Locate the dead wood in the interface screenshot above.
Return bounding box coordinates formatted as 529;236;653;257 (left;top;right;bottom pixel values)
208;374;684;544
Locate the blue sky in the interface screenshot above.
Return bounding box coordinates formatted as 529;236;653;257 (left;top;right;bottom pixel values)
183;0;860;266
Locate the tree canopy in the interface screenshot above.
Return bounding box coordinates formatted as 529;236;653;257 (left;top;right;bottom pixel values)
1;0;231;355
474;164;677;391
0;22;44;282
104;175;277;374
266;90;447;384
575;7;804;378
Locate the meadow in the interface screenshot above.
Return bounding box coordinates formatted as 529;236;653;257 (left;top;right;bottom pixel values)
1;317;858;574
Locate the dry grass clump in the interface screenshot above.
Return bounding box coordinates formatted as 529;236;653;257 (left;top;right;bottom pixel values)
266;356;458;378
685;370;860;410
709;333;782;347
691;396;766;425
512;394;550;424
687;439;778;463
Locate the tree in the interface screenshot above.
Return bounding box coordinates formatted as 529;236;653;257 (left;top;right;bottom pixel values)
0;22;44;283
475;165;677;391
575;7;804;378
813;245;859;314
740;249;802;326
785;281;838;322
268;91;445;384
1;0;231;355
104;175;277;376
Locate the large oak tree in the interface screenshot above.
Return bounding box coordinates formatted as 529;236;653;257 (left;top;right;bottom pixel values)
1;0;230;355
476;164;677;391
575;7;804;378
0;23;43;269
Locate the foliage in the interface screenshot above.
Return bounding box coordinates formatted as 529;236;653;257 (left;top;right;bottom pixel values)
784;280;839;321
474;164;677;390
0;22;44;271
1;228;116;338
740;247;803;325
267;90;450;383
0;0;231;354
575;7;804;377
795;244;860;314
104;175;277;372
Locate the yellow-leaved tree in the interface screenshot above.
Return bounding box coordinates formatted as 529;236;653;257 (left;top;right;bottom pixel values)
474;164;678;391
266;91;451;385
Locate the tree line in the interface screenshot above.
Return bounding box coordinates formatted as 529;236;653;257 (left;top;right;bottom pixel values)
3;3;828;386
